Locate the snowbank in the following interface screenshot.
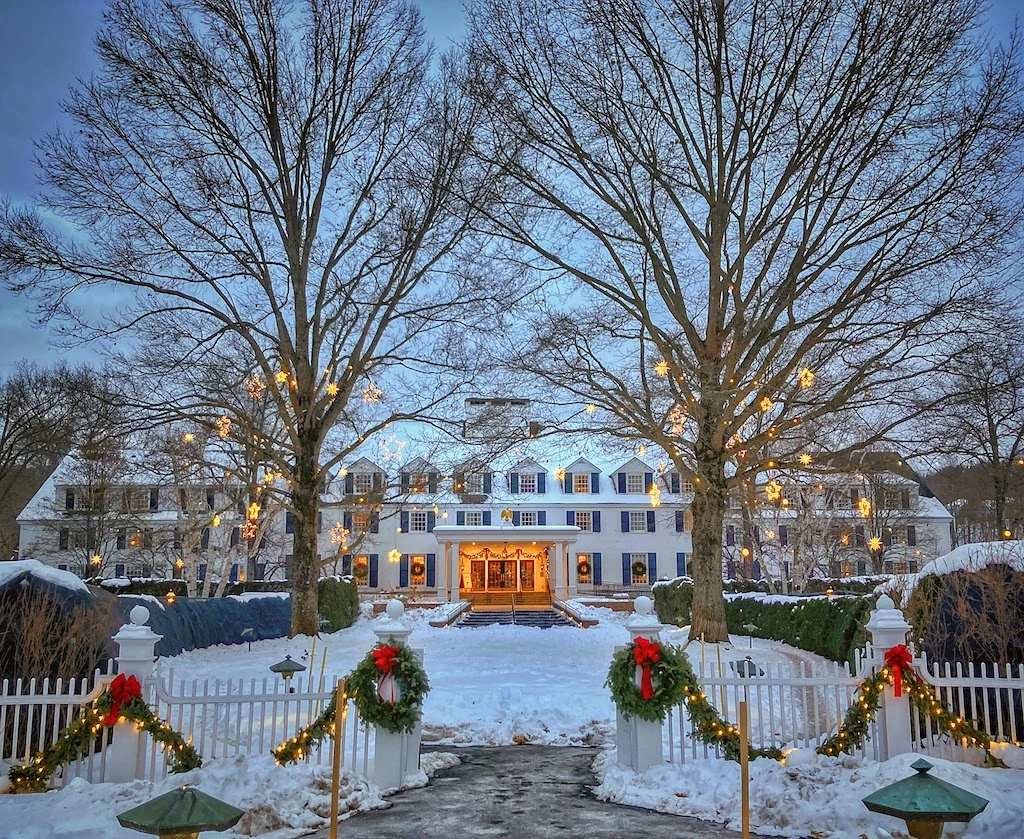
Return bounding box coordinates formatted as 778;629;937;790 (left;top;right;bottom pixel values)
891;541;1024;601
593;749;1024;839
0;559;90;594
4;751;461;838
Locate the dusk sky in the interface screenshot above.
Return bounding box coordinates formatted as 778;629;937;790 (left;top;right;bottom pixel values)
0;0;1020;376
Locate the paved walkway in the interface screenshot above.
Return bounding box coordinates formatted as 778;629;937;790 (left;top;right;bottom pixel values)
310;746;744;838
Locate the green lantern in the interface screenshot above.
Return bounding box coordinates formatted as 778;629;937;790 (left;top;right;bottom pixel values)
117;785;244;838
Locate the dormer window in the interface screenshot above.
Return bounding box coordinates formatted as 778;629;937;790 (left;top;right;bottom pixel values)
519;473;537;493
353;473;373;494
410;473;429;492
573;474;591;494
465;473;485;494
626;474;644;494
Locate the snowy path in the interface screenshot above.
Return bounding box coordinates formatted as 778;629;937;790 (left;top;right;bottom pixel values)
309;746;745;839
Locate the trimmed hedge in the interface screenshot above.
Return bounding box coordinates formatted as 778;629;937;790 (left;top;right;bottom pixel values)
318;577;360;632
652;578;875;667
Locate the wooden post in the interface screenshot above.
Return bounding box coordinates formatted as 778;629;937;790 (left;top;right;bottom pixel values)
329;678;345;839
739;700;750;839
716;645;727;716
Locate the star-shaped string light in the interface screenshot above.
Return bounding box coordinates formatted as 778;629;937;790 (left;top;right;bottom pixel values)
654;359;669;376
215;415;232;438
327;382;339;397
649;484;661;508
759;396;774;413
798;367;815;388
362;382;383;403
329;523;350;546
247;374;266;400
378;433;406;463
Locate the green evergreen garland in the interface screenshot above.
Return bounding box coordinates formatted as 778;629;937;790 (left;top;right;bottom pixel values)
9;689;200;793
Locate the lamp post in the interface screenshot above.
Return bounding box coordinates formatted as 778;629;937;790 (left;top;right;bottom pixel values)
269;655;306;693
117;785;244;839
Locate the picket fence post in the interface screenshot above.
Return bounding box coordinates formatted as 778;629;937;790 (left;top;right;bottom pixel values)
371;599;422;790
107;605;162;783
864;593;913;760
616;595;665;771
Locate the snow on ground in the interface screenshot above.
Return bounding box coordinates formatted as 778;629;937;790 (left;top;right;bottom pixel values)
594;748;1024;839
2;750;462;839
0;559;90;593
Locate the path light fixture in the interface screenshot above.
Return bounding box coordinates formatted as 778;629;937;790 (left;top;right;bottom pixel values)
742;623;758;648
862;758;988;839
165;591;176;605
826;587;835;600
240;627;254;651
117;785;244;838
269;654;306;693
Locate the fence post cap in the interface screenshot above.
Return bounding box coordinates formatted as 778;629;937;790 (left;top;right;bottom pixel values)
129;604;151;626
633;595;653;615
385;598;405;620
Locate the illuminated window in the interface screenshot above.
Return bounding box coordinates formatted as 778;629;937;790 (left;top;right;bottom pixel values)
630;553;648;585
574;474;591;493
465;473;485;494
575;511;592;532
353;473;373;494
577;553;592;584
410;554;426;585
353;512;369;532
681;481;694;494
352;555;370;585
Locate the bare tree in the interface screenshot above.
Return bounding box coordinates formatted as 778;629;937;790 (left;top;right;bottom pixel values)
466;0;1024;639
917;334;1024;540
1;0;505;634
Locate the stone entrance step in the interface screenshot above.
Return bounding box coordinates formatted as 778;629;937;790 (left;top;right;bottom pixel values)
456;608;573;629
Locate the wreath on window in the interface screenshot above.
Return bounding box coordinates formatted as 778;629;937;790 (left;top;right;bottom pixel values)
353;560;368;579
577;560;591;577
410;559;425;577
631;560;648;577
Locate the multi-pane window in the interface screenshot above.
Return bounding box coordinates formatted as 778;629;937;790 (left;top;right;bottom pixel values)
353;555;369;585
683;511;694;532
519;474;537;493
353;512;369;532
575;511;592;532
681;481;694;494
465;473;485;494
465;511;483;527
628;511;647;532
353;473;373;494
411;511;428;532
574;474;591;493
626;474;644;494
630;553;648;584
410;473;429;492
410;554;426;585
520;511;538;526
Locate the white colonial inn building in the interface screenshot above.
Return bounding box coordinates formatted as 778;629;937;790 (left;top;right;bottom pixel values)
15;401;953;596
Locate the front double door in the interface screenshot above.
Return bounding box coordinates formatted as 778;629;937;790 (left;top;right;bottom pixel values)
469;558;537;591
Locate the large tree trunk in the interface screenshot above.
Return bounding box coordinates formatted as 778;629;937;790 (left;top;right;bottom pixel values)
290;433;321;637
689;432;729;642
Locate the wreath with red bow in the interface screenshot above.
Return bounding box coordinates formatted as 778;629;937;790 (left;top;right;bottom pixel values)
606;637;689;723
9;674;201;793
347;640;429;734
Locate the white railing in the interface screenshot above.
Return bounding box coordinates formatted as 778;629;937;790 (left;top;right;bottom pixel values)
0;660;115;787
664;653;882;762
912;653;1024;761
146;667;370;780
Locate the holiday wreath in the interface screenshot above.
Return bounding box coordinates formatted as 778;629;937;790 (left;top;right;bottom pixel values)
9;674;201;793
607;638;783;761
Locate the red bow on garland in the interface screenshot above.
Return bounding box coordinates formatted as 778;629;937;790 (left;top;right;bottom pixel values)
633;637;661;701
102;674;143;725
884;644;914;697
373;645;401;675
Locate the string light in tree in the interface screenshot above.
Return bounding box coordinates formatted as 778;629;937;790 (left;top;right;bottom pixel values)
247;374;266;400
585;403;596;414
765;480;783;502
241;521;258;540
798;367;816;388
668;405;687;434
378;434;406;463
275;371;289;384
759;396;774;413
362;382;383;403
649;484;662;508
248;502;261;520
858;497;872;518
554;466;566;481
799;453;813;466
329;523;350;546
654;359;669;376
215;415;232;438
212;514;221;527
182;432;195;443
638;444;647;456
387;548;402;564
326;382;339;397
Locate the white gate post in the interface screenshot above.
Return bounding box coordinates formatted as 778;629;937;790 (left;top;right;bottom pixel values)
616;596;665;771
371;599;422;790
107;605;162;783
865;594;913;760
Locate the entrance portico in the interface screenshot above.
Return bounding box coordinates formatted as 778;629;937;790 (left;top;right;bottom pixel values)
432;524;582;603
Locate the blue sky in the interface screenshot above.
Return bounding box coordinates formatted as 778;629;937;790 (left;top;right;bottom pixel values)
0;0;1020;375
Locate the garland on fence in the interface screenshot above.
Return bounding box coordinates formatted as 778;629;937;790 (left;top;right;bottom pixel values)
274;641;430;765
817;644;993;758
608;639;784;762
9;674;201;793
273;690;339;765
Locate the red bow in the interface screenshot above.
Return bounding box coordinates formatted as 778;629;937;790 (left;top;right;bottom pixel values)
884;644;914;697
372;645;401;675
103;674;142;725
633;637;661;701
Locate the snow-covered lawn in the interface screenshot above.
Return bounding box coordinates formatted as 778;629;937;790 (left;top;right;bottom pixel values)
595;748;1024;839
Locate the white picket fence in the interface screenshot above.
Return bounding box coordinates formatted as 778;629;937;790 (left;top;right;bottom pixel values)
144;667;371;780
0;660;116;788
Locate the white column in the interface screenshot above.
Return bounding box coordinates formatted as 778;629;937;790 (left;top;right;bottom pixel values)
438;542;450;601
865;594;913;760
107;605;162;783
567;542;578;599
449;542;460;602
371;600;422;791
553;542;566;600
616;596;665;771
